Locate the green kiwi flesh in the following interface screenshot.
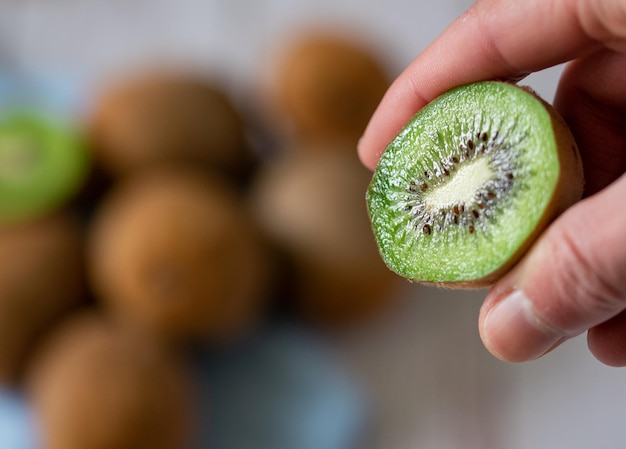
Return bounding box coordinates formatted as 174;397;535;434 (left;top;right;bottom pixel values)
367;81;583;287
0;112;88;222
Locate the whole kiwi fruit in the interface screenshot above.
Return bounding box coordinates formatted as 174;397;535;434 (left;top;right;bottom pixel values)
88;169;271;344
251;147;399;327
89;70;256;182
272;33;390;143
26;311;191;449
0;213;85;383
367;81;584;287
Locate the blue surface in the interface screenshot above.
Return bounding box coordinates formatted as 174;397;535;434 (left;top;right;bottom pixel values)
0;388;38;449
0;71;85;119
191;324;369;449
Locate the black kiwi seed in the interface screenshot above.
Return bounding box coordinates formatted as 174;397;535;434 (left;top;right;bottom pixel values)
422;224;431;235
467;140;474;150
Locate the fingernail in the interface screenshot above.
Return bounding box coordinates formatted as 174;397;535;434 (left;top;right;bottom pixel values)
483;289;566;362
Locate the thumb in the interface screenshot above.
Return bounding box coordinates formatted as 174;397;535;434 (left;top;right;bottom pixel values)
478;172;626;363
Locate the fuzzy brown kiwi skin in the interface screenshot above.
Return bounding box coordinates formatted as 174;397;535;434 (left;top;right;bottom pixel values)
274;33;391;143
430;85;584;289
26;311;192;449
89;70;257;185
88;168;272;344
0;214;87;383
251;148;400;326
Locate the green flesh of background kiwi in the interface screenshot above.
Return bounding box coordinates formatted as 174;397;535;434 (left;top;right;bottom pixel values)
367;81;582;286
0;113;88;222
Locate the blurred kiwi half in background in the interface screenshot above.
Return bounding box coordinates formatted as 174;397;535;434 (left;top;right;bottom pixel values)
0;111;89;223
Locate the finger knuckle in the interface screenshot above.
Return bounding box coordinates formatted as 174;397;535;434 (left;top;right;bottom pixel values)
550;224;624;315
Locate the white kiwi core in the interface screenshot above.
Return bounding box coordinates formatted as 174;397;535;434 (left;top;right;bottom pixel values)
423;156;493;209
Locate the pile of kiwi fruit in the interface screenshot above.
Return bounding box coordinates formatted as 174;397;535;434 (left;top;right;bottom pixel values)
0;26;584;449
0;32;402;448
0;110;89;386
256;31;402;326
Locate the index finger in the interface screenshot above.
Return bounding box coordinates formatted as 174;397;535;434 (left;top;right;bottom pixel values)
358;0;612;170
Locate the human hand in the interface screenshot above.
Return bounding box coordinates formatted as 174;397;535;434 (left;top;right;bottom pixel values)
358;0;626;365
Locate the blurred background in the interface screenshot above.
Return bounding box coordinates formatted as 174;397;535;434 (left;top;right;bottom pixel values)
0;1;625;449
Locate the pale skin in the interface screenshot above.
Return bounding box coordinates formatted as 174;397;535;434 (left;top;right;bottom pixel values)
358;0;626;365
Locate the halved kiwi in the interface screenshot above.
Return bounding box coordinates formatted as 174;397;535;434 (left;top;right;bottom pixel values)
367;81;584;287
0;112;88;222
